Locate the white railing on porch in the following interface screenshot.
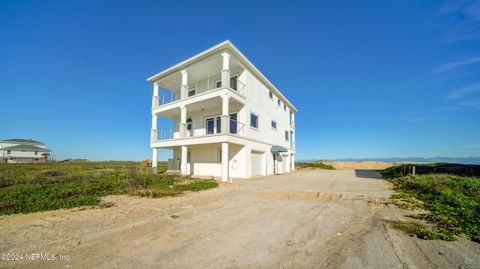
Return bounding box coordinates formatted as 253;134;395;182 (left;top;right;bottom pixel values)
152;79;246;109
153;119;246;142
229;118;246;136
233;79;246;97
186;122;207;137
156;127;178;141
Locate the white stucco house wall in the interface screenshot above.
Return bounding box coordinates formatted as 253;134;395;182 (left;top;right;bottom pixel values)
0;138;51;163
148;40;296;182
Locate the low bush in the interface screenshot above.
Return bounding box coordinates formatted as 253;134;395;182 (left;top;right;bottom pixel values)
0;162;217;215
297;161;335;170
385;173;480;242
382;163;480;179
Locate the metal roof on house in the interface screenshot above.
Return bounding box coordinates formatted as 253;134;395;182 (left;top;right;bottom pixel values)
1;144;50;152
271;145;288;153
1;138;45;145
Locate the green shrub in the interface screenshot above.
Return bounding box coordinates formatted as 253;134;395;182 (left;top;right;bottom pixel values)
386;220;456;240
297;161;335;170
0;162;216;215
385;172;480;242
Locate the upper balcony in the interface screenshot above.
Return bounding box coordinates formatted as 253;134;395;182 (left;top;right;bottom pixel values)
151;51;247;114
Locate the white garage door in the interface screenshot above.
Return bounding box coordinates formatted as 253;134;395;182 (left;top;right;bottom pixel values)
251;152;263;177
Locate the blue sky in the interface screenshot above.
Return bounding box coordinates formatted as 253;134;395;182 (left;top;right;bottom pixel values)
1;0;479;161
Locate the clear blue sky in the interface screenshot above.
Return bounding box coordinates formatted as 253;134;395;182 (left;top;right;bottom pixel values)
1;0;479;161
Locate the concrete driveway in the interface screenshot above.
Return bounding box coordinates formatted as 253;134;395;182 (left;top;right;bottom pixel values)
235;169;394;198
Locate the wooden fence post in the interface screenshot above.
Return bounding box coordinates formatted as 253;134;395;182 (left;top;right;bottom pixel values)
412;165;416;176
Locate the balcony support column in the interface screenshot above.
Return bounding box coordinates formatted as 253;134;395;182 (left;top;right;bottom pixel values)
179;106;187;138
292;154;295;171
221;52;231;89
152;83;159;108
151;113;157;142
221;142;229;182
152;148;158;174
180;70;188;100
221;94;230;134
181;145;188;176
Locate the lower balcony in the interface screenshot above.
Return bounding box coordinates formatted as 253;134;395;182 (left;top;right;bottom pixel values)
151;118;246;144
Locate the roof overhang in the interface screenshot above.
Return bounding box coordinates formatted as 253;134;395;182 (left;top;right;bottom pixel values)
147;40;297;112
271;145;288;153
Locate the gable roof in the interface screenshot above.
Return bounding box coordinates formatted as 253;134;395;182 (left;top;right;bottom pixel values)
1;144;50;152
1;138;45;146
147;40;297;112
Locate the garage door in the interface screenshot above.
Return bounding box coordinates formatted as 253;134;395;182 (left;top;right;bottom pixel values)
251;152;263;177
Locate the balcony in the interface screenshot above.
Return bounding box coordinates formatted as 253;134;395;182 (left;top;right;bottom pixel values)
150;49;248;110
151;118;246;143
152;79;246;110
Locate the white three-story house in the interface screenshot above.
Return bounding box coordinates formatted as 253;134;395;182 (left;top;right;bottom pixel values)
148;40;296;182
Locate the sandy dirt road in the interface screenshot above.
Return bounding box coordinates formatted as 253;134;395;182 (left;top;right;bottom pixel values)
0;170;479;269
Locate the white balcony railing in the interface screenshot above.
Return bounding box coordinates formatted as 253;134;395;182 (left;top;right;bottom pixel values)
159;91;176;106
230;118;246;135
152;79;246;109
154;126;178;141
232;79;246;96
152;119;246;142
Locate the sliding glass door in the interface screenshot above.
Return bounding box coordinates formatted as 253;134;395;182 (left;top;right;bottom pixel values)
206;117;222;134
205;113;237;135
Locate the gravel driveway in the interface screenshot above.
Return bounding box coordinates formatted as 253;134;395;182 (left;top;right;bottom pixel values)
1;169;479;269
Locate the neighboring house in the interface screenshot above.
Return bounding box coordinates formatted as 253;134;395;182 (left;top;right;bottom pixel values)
148;40;296;182
0;139;51;163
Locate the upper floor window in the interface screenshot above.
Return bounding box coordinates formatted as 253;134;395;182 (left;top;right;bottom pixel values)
284;104;287;111
188;87;196;97
271;120;277;130
186;118;192;130
269;91;273;99
277;99;281;106
35;151;38;155
230;75;238;91
7;150;11;154
285;130;289;141
250;113;259;129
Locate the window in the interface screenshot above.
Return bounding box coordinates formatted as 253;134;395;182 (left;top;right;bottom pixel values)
215;80;222;88
188;88;196;97
217;148;222;163
7;150;11;154
271;120;277;129
250;113;258;129
284;104;287;111
35;151;38;155
285;130;289;141
230;75;238;91
269;91;273;99
206;118;215;134
230;113;237;134
206;117;221;134
186;118;192;131
216;117;221;133
277;99;281;106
